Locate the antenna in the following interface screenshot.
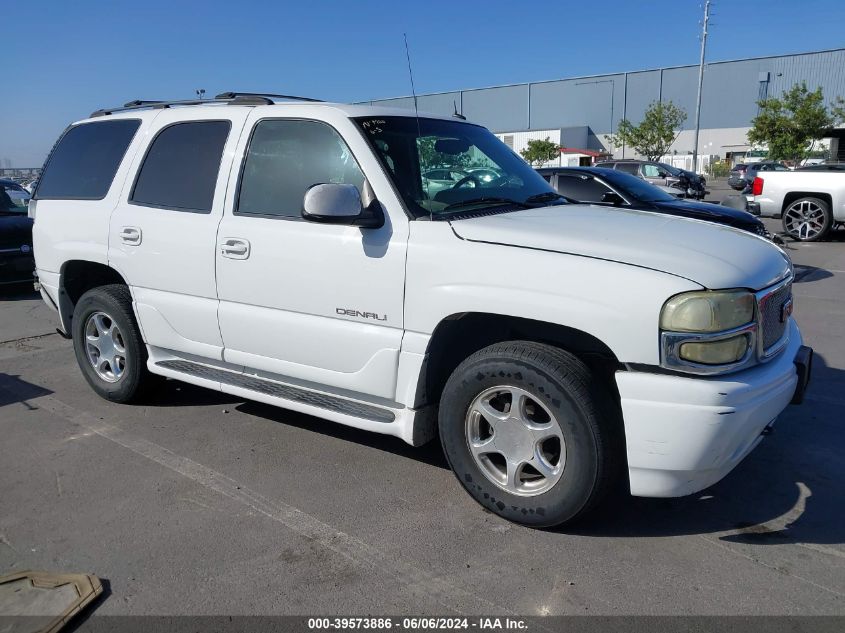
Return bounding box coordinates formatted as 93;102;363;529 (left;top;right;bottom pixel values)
403;33;431;215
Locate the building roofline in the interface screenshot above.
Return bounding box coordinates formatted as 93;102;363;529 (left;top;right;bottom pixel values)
367;47;845;102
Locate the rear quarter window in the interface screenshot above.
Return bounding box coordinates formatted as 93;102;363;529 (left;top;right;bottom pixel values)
36;119;141;200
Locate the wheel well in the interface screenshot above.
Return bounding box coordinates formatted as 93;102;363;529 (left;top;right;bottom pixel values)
782;191;832;214
59;260;127;331
420;313;621;408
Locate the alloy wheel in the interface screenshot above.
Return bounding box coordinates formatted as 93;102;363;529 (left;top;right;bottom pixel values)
784;200;826;240
465;386;566;496
84;311;127;383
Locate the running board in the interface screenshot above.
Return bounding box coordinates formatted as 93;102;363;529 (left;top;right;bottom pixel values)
155;359;396;424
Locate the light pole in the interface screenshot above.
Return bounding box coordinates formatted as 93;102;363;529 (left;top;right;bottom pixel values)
692;0;711;174
196;89;206;100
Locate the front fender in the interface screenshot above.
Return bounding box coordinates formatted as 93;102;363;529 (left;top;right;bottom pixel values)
405;223;701;365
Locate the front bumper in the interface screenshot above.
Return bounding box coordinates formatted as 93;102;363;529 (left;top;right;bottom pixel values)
617;319;810;497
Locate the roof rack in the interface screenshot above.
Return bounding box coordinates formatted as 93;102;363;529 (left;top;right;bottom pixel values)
89;94;275;118
214;91;324;103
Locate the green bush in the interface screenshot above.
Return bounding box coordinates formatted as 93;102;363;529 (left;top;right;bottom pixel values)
706;161;730;178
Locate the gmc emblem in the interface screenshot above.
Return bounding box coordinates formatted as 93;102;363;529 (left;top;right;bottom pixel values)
780;298;794;323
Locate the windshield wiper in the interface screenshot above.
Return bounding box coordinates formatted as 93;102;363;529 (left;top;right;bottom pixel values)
443;197;530;212
524;191;567;204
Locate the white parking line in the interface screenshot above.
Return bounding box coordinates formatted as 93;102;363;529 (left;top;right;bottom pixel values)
4;387;508;616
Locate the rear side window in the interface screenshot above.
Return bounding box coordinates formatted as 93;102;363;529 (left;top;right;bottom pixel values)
615;163;639;175
36;119;140;200
237;119;364;219
131;121;230;212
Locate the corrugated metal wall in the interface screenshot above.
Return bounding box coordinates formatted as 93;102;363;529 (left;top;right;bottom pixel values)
365;49;845;135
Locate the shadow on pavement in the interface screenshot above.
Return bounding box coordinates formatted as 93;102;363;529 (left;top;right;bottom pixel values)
793;265;834;283
0;373;53;407
237;399;451;471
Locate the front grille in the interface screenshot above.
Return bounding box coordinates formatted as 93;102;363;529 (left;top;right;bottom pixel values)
759;282;792;351
755;224;769;237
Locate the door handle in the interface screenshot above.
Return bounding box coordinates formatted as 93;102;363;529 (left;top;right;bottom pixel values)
120;226;142;245
220;237;250;260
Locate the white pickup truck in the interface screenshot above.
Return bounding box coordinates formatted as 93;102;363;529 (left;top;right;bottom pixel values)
30;94;812;526
751;170;845;241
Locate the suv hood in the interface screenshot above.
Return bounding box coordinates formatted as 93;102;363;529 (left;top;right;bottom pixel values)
449;204;789;290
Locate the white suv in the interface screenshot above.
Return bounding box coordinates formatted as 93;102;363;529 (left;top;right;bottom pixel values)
30;93;812;526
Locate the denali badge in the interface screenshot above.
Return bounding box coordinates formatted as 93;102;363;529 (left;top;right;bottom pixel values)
336;308;387;321
780;298;793;323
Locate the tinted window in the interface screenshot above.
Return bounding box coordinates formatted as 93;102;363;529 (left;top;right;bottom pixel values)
555;175;614;202
238;120;364;218
615;163;639;175
36;120;140;200
131;121;230;212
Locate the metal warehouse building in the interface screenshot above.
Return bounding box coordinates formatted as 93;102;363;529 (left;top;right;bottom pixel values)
364;48;845;171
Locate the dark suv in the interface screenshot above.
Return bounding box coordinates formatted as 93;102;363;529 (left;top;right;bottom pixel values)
596;160;707;199
729;162;789;191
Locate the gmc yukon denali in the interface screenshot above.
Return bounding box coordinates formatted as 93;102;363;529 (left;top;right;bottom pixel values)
29;94;812;526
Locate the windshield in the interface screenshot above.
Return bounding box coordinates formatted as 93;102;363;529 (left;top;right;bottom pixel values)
0;185;30;213
657;162;683;176
354;116;560;217
597;169;677;202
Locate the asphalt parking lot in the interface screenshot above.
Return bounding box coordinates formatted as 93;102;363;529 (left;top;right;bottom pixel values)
1;207;844;616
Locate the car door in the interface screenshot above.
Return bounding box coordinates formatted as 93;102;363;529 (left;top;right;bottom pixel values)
109;108;250;361
214;111;408;400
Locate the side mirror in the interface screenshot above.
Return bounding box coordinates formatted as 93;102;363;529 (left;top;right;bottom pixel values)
301;183;384;228
601;192;625;205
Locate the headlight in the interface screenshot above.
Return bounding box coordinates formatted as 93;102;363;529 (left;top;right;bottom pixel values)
679;335;750;365
660;290;755;333
660;289;758;374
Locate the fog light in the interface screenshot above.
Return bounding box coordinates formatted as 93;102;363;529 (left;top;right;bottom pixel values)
680;336;748;365
687;187;695;196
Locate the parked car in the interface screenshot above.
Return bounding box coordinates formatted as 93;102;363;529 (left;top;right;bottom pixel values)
736;162;790;192
728;164;749;190
752;169;845;241
596;159;707;199
537;167;770;238
1;178;32;207
1;180;35;287
31;95;811;527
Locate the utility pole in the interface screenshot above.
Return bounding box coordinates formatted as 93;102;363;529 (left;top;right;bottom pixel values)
692;0;711;174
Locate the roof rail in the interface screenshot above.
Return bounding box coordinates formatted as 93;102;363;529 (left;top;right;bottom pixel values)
215;91;324;103
90;95;274;118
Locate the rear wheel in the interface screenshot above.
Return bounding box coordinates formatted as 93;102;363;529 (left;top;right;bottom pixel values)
438;341;621;527
72;284;152;403
782;197;832;242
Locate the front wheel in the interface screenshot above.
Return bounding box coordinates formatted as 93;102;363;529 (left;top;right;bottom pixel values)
782;197;832;242
72;284;152;403
438;341;621;527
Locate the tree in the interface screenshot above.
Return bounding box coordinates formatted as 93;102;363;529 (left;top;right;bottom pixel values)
608;101;687;161
747;83;838;163
417;137;471;170
520;137;561;167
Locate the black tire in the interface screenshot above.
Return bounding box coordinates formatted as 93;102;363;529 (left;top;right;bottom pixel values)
71;284;151;403
438;341;622;527
782;196;832;242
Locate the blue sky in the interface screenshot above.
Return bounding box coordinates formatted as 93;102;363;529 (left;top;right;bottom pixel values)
2;0;844;165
